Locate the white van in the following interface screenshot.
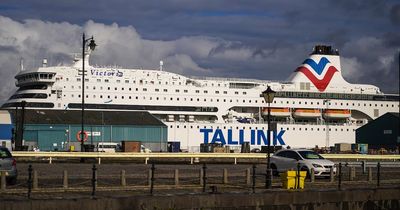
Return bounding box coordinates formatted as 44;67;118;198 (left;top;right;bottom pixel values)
96;142;120;153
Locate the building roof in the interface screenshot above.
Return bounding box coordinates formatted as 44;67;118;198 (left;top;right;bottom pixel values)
9;110;166;126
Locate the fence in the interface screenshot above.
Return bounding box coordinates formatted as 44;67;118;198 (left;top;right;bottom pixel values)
11;152;400;164
1;161;400;198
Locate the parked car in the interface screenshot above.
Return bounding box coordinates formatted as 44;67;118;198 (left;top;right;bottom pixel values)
270;149;336;177
0;147;17;185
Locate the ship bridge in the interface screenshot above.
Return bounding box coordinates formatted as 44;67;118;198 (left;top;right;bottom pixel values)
15;71;56;87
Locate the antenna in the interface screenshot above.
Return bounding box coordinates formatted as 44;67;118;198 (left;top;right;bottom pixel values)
20;58;24;72
160;60;163;71
42;58;48;67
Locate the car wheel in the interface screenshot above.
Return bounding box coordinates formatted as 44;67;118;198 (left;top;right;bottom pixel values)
270;164;279;176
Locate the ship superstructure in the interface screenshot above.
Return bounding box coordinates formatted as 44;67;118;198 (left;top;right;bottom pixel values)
2;45;399;151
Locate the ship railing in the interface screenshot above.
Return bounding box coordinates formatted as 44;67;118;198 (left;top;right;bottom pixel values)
187;75;279;84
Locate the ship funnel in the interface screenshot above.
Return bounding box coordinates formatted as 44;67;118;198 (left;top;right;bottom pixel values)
288;45;350;92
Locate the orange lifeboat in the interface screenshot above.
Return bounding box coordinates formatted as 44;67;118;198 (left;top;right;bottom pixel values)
293;109;321;118
262;108;291;117
323;109;351;119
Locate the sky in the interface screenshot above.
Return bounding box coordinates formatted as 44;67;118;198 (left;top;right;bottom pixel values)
0;0;399;104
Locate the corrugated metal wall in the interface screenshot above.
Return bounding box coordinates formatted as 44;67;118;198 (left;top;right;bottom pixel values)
24;124;167;151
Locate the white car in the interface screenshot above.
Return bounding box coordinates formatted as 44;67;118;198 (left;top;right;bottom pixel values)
270;149;336;177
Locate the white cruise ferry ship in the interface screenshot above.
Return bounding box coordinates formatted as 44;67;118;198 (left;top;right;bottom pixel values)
2;45;399;152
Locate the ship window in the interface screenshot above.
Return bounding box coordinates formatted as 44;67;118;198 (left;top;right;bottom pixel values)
129;96;131;99
196;90;200;93
230;100;232;102
234;91;238;95
85;79;89;82
163;89;167;92
122;96;124;99
122;88;124;90
329;128;331;131
216;99;219;102
107;95;110;99
78;95;81;98
93;95;96;98
125;80;129;83
93;87;96;90
71;94;74;97
184;90;188;93
155;89;159;92
243;100;245;103
305;128;307;131
317;128;319;131
175;89;179;93
204;99;206;102
287;128;289;130
299;128;301;131
223;99;226;102
105;79;109;83
190;98;193;101
243;92;247;95
66;78;69;81
197;98;199;101
143;88;147;91
77;78;81;82
86;95;88;98
108;87;110;90
71;86;74;89
114;96;117;99
156;97;159;100
215;91;219;94
100;95;103;98
115;87;117;90
305;102;307;104
317;102;319;105
223;91;227;94
170;97;173;101
116;80;120;83
97;79;101;82
204;90;208;93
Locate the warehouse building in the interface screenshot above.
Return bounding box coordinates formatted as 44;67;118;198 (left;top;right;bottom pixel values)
356;112;399;152
9;110;167;151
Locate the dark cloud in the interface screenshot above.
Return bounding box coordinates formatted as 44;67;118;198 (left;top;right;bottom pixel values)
390;4;400;25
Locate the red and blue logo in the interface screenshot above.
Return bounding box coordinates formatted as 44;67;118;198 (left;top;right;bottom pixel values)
295;57;338;92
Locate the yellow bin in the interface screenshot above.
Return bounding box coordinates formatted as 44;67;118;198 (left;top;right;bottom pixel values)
280;171;306;189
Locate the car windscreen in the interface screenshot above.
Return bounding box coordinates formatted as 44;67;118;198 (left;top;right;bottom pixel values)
298;151;324;159
0;148;12;158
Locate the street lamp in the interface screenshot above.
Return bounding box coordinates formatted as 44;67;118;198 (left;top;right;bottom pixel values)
260;86;276;189
81;33;96;154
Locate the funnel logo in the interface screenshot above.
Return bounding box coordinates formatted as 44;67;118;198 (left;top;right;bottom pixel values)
296;57;338;91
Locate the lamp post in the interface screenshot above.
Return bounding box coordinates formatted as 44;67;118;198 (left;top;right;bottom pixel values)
81;33;96;154
261;86;276;189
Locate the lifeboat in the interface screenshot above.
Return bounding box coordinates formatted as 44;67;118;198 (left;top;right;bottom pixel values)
262;108;291;117
293;109;321;118
323;109;351;119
